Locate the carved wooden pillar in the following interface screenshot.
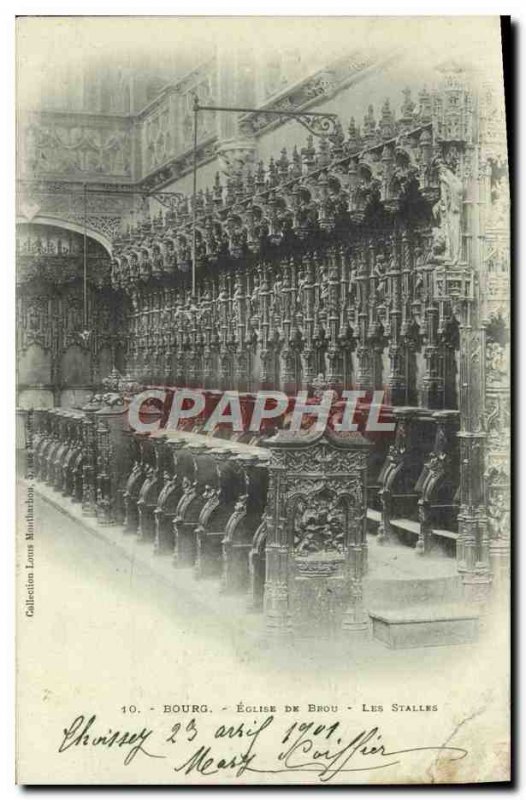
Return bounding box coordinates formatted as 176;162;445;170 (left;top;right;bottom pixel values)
200;285;214;389
218;274;232;390
94;416;113;525
356;245;373;391
338;246;354;389
419;74;494;595
94;397;129;524
300;254;316;390
325;248;343;389
174;293;185;386
258;264;273;389
233;270;249;391
81;413;98;517
387;234;406;405
288;259;303;393
185;292;198;389
478;79;510;595
263;429;370;640
400;233;420;406
276;259;294;393
455;186;491;596
420;266;443;409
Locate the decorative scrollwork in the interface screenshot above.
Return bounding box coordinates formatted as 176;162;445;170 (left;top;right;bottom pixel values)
292;113;341;143
147;192;185;210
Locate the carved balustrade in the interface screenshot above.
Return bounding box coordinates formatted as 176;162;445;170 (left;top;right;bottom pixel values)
111;86;475;400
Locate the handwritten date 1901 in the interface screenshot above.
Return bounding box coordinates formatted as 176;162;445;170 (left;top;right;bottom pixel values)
58;713;468;782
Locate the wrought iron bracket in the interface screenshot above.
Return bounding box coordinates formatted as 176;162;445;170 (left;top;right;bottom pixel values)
144;191;185;210
194;98;340;142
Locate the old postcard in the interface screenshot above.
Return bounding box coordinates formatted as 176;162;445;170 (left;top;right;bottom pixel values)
15;15;511;785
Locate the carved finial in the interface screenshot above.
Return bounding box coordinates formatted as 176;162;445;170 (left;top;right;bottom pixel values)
213;171;223;205
204;186;214;213
330;120;345;157
153;207;163;230
180;196;189;221
141;209;152;234
233;168;245;201
225;175;236;206
255;160;266;192
317;136;330;168
267;156;278;187
363;104;376;146
291;145;302;178
401;87;415;123
245;168;255;195
301;135;316;171
165;204;175;227
419;128;432;164
277;147;290;182
347;117;361;152
379;99;395;140
418;86;432;122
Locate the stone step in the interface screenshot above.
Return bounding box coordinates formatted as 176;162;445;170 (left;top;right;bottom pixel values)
364;574;463;608
369;604;479;649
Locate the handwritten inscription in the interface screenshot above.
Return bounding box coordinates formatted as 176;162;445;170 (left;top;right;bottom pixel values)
58;713;468;782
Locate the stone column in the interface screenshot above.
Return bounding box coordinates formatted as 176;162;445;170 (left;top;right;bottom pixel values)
215;43;257;190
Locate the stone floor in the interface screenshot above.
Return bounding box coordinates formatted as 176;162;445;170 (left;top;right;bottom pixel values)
19;479;488;665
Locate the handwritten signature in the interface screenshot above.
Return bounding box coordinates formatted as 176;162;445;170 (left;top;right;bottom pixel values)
58;714;468;782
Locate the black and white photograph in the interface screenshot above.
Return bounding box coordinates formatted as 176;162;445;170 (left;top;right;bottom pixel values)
13;14;510;785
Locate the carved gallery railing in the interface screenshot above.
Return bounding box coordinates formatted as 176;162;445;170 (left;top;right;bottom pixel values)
110;86;469;409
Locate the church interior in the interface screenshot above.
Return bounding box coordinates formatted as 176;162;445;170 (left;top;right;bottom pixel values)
16;18;510;647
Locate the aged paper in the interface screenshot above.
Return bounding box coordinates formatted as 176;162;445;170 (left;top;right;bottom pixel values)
16;16;510;785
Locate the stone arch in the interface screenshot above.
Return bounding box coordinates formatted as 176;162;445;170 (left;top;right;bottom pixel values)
16;215;113;256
